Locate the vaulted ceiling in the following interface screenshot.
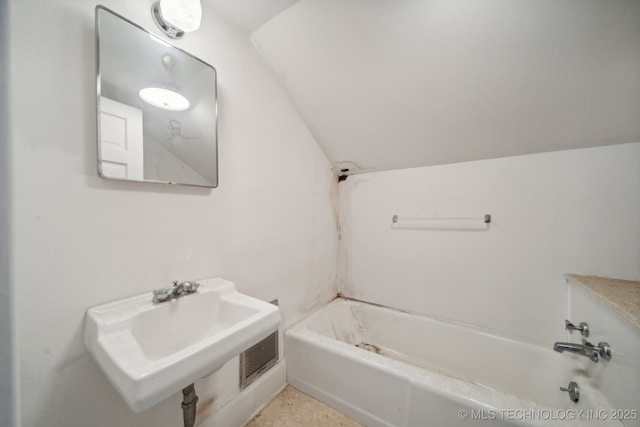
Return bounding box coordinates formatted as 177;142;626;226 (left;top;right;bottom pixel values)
208;0;640;175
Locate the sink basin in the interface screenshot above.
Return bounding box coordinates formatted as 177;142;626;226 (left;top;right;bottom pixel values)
84;277;280;412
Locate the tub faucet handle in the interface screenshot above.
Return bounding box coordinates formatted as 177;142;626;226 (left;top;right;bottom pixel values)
565;320;589;337
582;339;611;362
560;381;580;403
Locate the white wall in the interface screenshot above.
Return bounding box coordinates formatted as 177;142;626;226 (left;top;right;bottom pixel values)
9;1;337;426
0;0;17;426
338;143;640;343
143;135;212;186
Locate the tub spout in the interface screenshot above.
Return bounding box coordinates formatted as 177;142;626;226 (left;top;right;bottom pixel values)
553;339;611;363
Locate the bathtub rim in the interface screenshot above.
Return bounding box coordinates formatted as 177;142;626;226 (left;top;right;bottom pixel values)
292;296;556;349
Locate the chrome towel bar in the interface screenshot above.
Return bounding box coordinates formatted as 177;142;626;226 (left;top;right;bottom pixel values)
391;214;491;230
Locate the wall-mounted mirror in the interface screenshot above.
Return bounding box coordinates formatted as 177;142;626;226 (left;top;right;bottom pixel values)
96;6;218;188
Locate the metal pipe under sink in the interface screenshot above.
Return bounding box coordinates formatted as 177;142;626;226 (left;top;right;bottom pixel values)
182;383;198;427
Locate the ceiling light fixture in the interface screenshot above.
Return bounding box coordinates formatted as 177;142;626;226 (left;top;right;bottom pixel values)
139;87;190;111
151;0;202;39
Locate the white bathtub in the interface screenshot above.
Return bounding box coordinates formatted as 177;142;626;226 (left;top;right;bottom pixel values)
286;299;625;427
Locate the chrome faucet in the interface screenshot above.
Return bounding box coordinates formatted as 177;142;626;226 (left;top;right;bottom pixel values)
153;280;200;303
553;339;611;363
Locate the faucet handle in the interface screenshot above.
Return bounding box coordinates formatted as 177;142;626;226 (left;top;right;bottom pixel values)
153;289;167;297
182;281;200;293
565;320;589;337
560;381;580;402
581;339;600;362
152;288;171;303
581;339;612;362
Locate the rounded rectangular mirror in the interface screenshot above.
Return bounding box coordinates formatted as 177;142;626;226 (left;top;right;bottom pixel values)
96;6;218;188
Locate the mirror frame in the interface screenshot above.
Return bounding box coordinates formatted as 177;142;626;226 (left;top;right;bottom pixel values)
95;5;218;188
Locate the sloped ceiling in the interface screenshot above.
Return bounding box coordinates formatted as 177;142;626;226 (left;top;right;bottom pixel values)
212;0;640;175
205;0;299;34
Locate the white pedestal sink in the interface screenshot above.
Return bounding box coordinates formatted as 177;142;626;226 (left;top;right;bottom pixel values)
84;277;280;412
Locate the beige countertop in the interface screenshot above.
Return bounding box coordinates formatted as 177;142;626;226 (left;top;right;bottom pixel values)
566;274;640;329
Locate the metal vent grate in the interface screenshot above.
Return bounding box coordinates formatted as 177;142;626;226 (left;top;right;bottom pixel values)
240;331;278;388
240;299;279;388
